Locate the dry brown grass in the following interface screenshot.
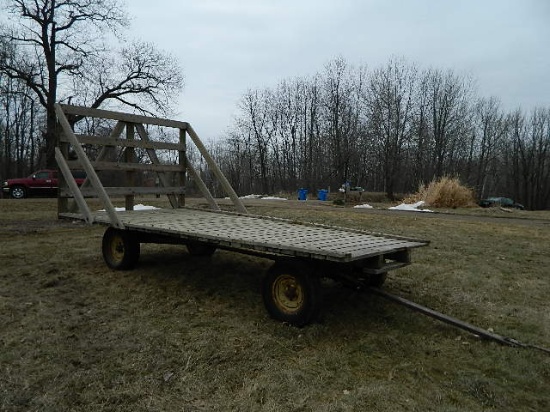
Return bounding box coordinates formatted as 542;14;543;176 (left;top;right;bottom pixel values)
405;176;476;208
0;197;549;411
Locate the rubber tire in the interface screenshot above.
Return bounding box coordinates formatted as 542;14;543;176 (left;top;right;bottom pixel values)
102;227;140;270
186;242;217;256
10;186;26;199
369;272;387;288
262;262;321;327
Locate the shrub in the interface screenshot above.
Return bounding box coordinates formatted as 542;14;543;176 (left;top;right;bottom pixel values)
405;177;476;208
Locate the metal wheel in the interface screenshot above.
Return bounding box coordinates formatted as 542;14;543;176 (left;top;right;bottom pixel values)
102;227;140;270
262;261;321;327
10;186;26;199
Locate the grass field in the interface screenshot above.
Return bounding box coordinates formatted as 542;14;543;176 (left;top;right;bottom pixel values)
0;198;548;411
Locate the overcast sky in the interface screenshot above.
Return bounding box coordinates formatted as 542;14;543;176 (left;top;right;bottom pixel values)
127;0;549;141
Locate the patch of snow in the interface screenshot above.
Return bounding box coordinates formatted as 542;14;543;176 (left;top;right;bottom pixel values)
388;200;433;213
133;204;159;211
261;196;288;200
225;194;287;200
354;203;373;209
99;203;159;212
239;194;263;199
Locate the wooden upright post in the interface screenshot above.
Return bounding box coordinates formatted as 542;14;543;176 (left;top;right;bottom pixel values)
125;123;135;211
186;125;248;214
56;122;69;215
54;104;124;229
178;128;186;207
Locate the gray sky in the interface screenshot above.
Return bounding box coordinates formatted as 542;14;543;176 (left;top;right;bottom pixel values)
127;0;549;141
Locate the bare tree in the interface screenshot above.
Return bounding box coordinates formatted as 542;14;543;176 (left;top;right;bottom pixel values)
511;108;550;209
79;41;183;113
473;97;508;198
365;57;417;199
0;61;41;179
0;0;184;168
413;68;472;182
503;109;526;203
322;57;365;188
236;89;274;193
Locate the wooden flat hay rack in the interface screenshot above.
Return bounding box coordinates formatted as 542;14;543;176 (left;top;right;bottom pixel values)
55;104;429;326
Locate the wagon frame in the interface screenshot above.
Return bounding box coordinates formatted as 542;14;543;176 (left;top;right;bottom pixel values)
55;104;429;326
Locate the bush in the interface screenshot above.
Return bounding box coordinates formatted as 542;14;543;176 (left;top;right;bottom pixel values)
405;177;476;208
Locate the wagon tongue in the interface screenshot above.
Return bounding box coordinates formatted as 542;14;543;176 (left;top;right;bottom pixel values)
367;287;549;353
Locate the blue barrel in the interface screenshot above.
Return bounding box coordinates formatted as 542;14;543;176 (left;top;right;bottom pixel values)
298;188;308;201
317;189;328;201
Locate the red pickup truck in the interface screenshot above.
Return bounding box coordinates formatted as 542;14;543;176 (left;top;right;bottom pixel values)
2;169;86;199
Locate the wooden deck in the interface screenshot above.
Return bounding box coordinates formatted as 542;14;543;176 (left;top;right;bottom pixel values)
60;208;428;263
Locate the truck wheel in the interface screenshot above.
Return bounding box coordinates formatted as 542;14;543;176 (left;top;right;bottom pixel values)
10;186;26;199
262;262;321;327
102;227;140;270
186;242;216;256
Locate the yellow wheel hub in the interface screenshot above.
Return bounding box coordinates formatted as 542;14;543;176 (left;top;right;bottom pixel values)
272;274;304;314
109;234;125;263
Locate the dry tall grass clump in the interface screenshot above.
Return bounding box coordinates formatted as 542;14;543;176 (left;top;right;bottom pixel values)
406;176;476;208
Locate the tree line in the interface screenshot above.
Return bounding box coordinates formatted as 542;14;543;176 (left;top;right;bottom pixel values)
207;57;549;210
1;4;548;210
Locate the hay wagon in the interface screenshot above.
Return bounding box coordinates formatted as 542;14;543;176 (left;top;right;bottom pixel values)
55;104;428;326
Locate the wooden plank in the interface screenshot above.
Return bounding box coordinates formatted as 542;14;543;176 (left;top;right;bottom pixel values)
178;128;186;207
60;207;428;262
86;209;425;261
105;186;186;196
60;187;186;197
62;134;185;151
79;121;126;192
185;160;220;211
186;124;248;214
57;138;70;213
125;123;136;211
55;104;124;229
135;123;179;208
59;104;189;130
66;160;185;173
55;148;93;223
65;122;123;213
217;209;428;244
